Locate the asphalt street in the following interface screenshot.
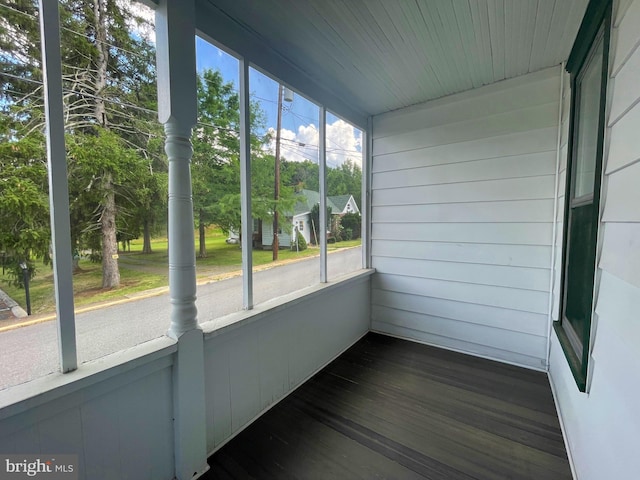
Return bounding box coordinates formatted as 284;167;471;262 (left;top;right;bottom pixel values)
0;247;362;390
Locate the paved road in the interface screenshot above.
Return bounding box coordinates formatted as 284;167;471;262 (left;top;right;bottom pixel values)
0;247;362;390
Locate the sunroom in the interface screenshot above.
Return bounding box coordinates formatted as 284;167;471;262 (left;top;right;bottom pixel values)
0;0;638;479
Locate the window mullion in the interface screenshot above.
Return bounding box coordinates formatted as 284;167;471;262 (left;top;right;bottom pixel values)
319;106;327;283
239;59;253;309
38;0;78;374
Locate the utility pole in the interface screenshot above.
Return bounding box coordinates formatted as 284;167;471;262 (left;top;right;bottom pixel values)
273;84;284;260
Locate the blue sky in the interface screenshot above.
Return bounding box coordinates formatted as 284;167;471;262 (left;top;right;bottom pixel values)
195;36;362;168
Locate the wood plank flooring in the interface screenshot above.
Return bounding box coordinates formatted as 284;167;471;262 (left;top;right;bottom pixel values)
203;333;571;479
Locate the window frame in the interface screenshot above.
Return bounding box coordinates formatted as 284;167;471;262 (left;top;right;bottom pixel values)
554;0;612;392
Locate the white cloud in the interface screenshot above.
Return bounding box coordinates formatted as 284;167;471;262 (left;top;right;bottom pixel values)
265;119;362;168
326;119;362;168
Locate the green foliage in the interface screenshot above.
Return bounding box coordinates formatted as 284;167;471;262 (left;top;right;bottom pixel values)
291;230;307;251
0;126;50;277
5;259;37;289
309;203;332;245
66;128;148;248
281;159;319;192
340;212;361;239
327;160;361;208
330;215;343;242
280;159;361;207
1;0;162;288
191;69;275;246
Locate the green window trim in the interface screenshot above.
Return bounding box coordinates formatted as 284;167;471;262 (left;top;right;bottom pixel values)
554;0;612;392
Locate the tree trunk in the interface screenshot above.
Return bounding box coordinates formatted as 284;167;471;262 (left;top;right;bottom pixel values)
93;0;119;289
198;209;207;258
142;219;153;254
101;172;120;288
93;0;108;127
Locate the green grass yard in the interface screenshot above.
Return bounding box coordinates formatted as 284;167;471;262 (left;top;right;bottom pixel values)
0;227;361;316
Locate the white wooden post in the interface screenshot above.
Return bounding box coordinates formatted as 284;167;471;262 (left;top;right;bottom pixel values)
239;59;253;309
38;0;77;373
155;0;208;478
319;107;328;282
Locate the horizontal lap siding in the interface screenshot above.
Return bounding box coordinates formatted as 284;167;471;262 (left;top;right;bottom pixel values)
549;2;640;479
371;67;561;370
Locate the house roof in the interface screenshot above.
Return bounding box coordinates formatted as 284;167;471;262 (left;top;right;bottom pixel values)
328;195;353;213
293;189;341;216
196;0;588;127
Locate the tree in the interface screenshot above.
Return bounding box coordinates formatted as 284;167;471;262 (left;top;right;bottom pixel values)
309;203;332;245
190;69;296;256
1;0;161;288
191;69;242;257
327;159;362;209
340;212;361;239
0;125;50;286
281;159;318;192
280;157;362;208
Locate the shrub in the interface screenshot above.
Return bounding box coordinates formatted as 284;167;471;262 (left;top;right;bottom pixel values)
291;230;307;251
344;228;353;241
341;213;361;239
330;216;343;242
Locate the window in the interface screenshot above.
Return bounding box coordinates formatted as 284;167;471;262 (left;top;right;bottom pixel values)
326;112;364;280
555;0;611;391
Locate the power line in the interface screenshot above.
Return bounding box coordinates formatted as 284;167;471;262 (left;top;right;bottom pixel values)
0;3;153;62
1;71;241;135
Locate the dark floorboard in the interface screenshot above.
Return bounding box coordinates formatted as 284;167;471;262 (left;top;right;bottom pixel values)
202;333;571;479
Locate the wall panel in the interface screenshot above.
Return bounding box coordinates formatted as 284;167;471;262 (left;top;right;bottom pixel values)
371;67;561;369
203;273;371;454
0;351;176;480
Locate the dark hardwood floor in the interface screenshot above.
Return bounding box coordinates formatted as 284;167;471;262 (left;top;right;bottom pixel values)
203;333;571;479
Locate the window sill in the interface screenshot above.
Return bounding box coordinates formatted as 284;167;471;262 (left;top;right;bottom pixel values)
202;268;375;340
0;336;177;419
553;321;587;392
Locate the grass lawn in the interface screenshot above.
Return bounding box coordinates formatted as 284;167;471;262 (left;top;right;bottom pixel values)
0;227;361;315
0;260;167;316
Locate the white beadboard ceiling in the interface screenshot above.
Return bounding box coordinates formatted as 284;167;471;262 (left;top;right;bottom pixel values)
200;0;588;120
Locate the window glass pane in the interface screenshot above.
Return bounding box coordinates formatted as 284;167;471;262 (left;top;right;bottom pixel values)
573;37;603;199
325;113;363;279
249;69;321;304
66;3;167;365
193;39;243;321
0;4;58;387
564;203;596;350
0;1;161;387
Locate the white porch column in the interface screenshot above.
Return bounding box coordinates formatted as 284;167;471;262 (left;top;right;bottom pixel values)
155;0;208;478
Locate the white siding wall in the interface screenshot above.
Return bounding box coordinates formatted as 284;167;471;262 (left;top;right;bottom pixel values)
292;213;311;244
549;1;640;478
261;221;292;248
371;67;561;370
203;273;370;453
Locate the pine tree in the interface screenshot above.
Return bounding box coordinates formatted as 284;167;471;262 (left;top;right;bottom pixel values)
0;0;162;288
